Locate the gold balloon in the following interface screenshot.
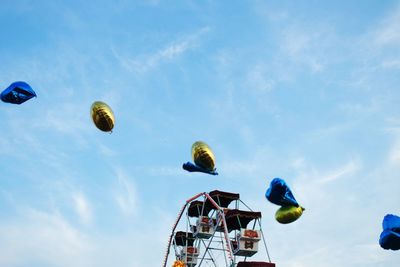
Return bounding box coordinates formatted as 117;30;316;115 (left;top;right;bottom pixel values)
191;141;216;171
90;101;115;132
275;205;305;224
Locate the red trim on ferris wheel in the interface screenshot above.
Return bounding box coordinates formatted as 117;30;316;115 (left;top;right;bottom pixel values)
220;212;234;261
204;193;222;210
186;192;204;203
162;202;189;267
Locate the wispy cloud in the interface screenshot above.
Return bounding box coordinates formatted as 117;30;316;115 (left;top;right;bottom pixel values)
387;130;400;167
281;242;392;267
147;165;184;176
318;158;361;183
113;167;138;216
244;64;276;93
278;24;337;73
373;5;400;47
358;4;400;72
97;143;118;157
0;208;93;267
112;27;210;73
36;103;92;143
72;192;93;225
292;157;362;187
380;59;400;69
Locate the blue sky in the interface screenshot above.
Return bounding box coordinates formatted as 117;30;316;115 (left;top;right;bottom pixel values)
1;1;400;266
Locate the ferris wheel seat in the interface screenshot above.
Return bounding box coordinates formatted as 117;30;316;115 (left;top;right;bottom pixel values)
232;240;259;257
237;262;276;267
193;216;215;239
174;231;195;247
238;229;261;241
232;229;262;257
181;246;199;255
181;257;197;267
180;246;200;266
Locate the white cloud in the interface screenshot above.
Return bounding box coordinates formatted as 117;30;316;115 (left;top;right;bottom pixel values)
306;122;355;144
245;64;276;93
381;59;400;69
0;209;93;267
287;157;363;212
72;192;93;225
278;24;336;73
97;143;118;157
384;121;400;167
114;168;138;216
39;103;91;138
318;158;361;184
219;160;262;178
389;144;400;166
338;99;381;116
360;4;400;71
0;206;174;267
147;165;184;176
112;27;210;73
281;242;392;267
373;6;400;47
388;133;400;167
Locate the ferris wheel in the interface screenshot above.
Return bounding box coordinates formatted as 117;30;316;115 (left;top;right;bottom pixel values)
162;190;276;267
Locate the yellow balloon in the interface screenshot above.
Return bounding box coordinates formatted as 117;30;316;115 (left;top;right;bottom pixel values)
191;141;216;171
172;260;185;267
275;205;305;224
90;101;115;132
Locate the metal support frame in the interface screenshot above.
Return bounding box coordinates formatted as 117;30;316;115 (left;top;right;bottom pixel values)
163;191;272;267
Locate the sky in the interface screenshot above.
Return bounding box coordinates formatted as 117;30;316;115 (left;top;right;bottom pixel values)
0;0;400;266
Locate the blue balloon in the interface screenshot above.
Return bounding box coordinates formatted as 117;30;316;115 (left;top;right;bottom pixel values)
265;178;299;207
383;214;400;231
380;230;400;251
379;214;400;250
182;162;218;175
1;81;36;104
